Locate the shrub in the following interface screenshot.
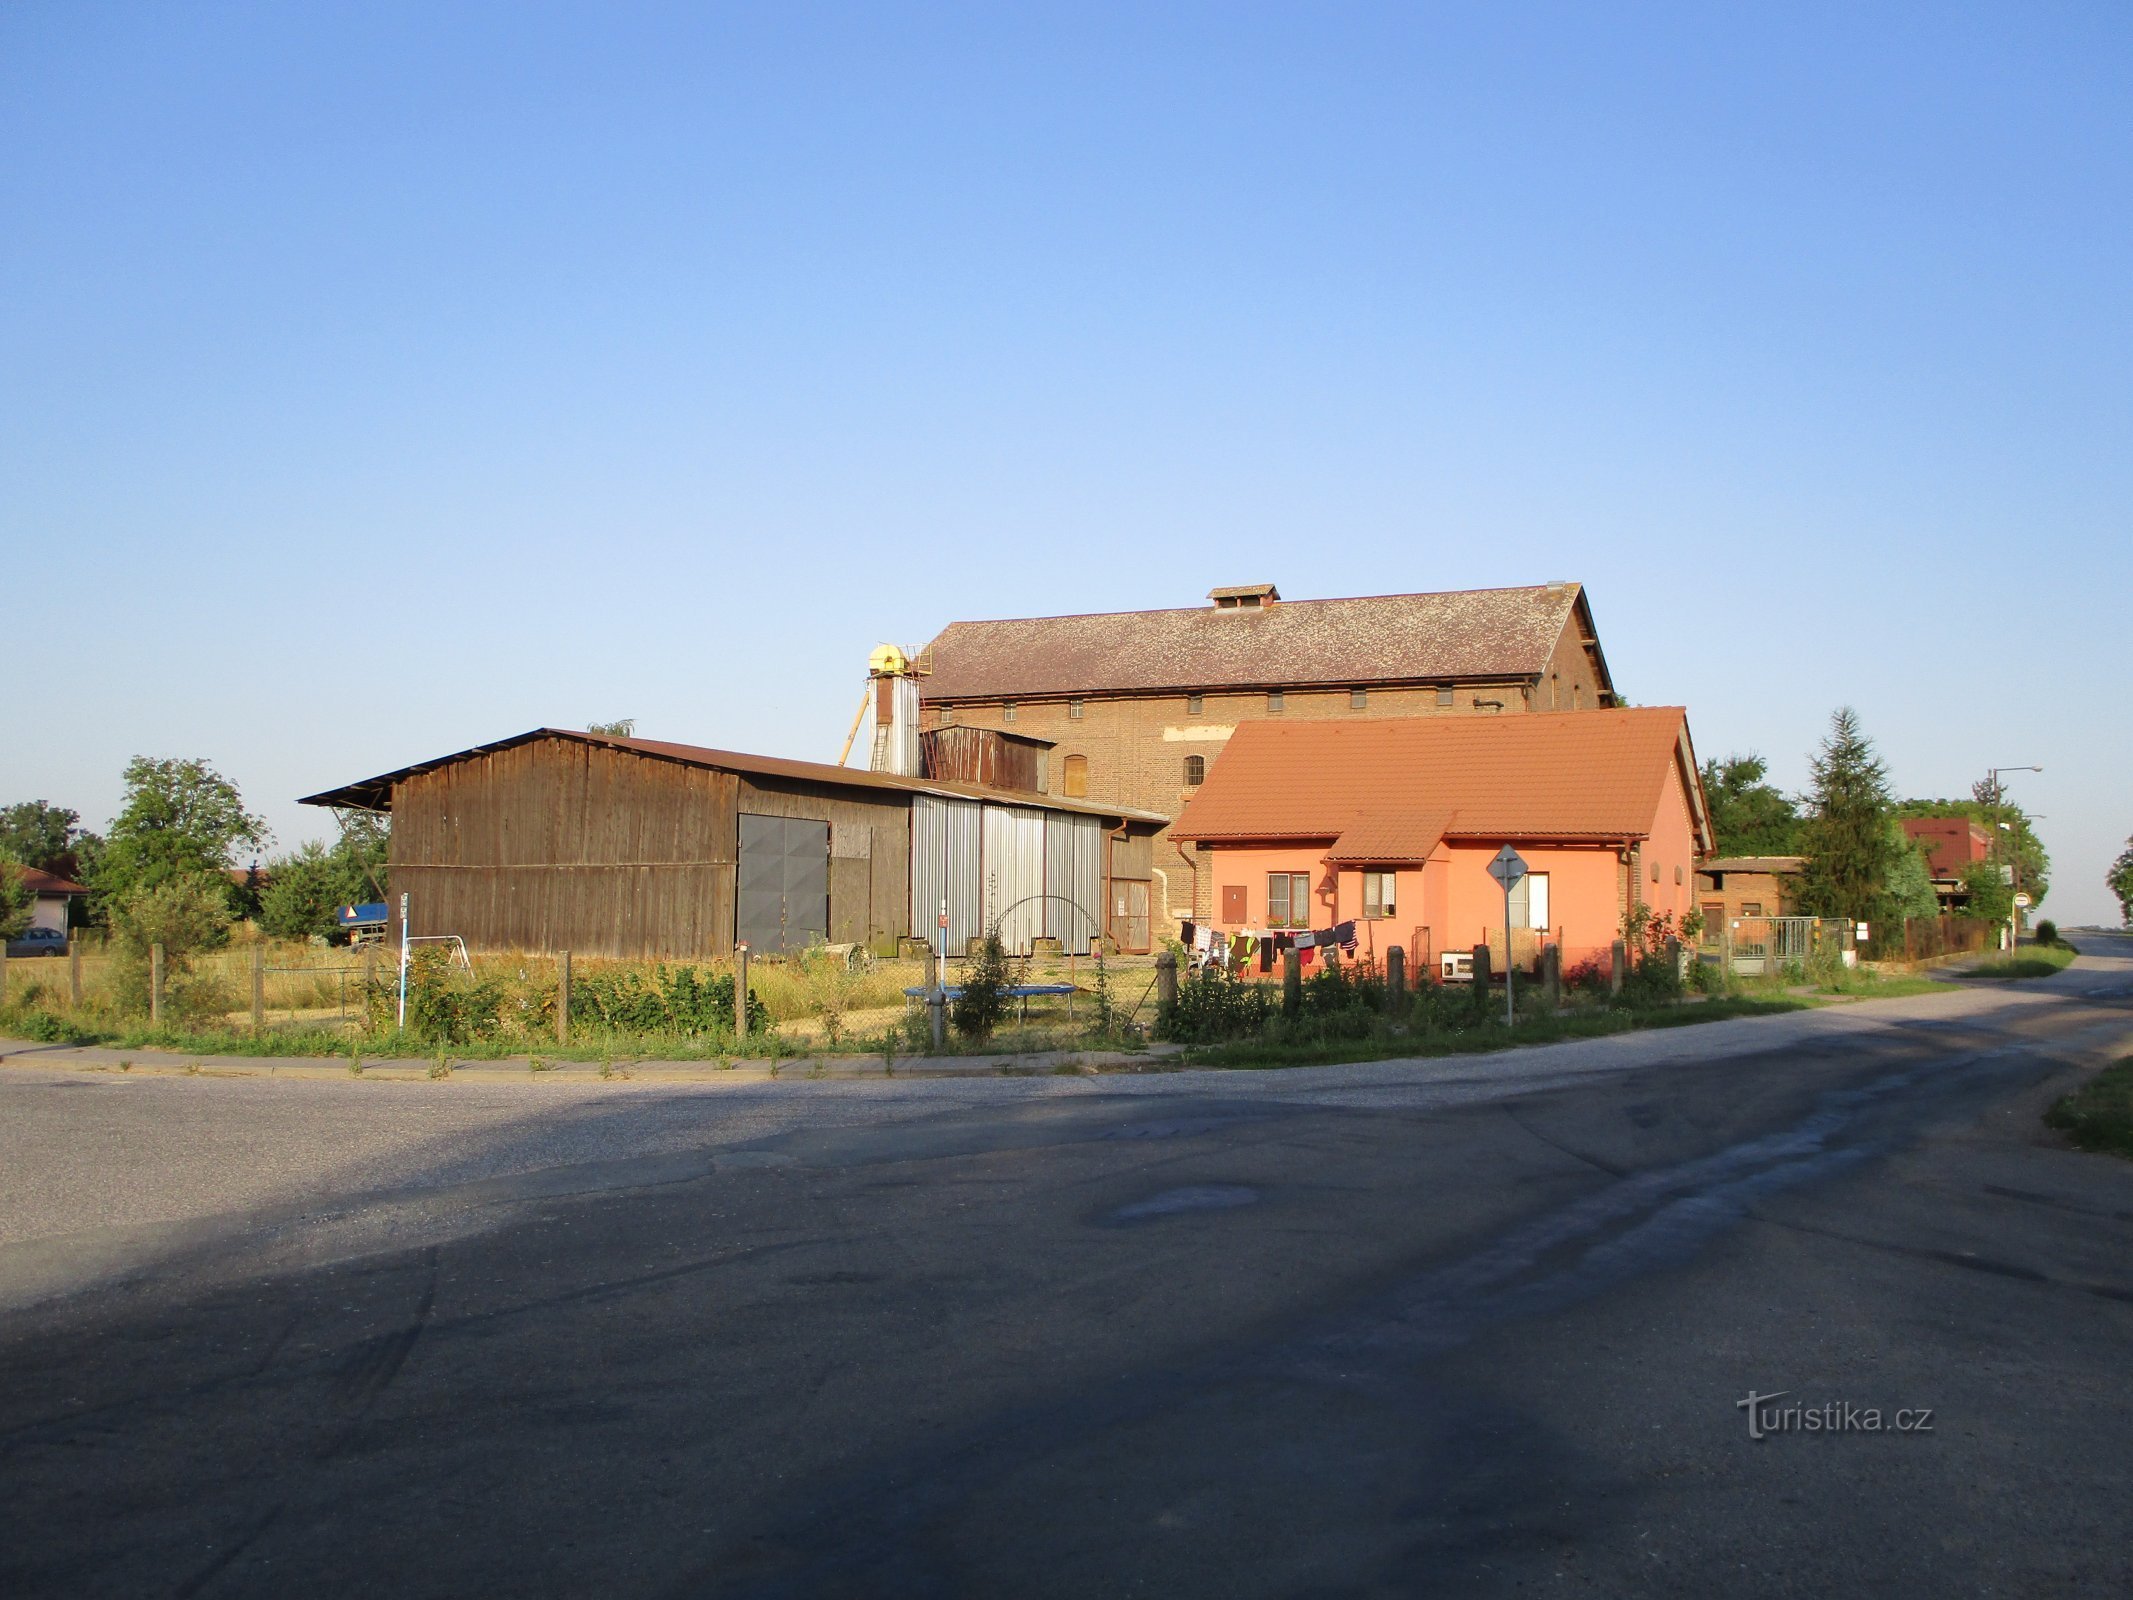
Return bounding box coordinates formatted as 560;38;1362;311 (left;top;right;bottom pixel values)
1160;964;1272;1043
951;930;1012;1041
1616;949;1684;1008
107;874;235;1020
2035;919;2058;946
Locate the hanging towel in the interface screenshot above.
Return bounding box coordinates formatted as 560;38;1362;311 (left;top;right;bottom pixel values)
1181;921;1196;949
1299;946;1317;969
1294;930;1317;950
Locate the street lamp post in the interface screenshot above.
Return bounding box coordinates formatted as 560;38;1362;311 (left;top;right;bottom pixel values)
1985;765;2041;949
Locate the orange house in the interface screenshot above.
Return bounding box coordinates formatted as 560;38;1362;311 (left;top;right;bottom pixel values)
1171;708;1712;979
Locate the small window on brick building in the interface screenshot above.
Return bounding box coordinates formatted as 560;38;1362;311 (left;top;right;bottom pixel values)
939;706;955;726
1187;694;1204;715
1363;871;1396;919
1436;686;1453;707
1002;702;1016;724
1350;688;1368;709
1268;691;1285;713
1068;699;1084;720
1062;755;1087;797
1183;755;1205;786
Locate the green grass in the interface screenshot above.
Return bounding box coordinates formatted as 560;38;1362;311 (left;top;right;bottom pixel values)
1965;942;2078;981
1175;994;1809;1070
2045;1059;2133;1159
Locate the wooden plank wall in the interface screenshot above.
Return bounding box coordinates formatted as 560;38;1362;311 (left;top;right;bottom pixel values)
389;738;739;957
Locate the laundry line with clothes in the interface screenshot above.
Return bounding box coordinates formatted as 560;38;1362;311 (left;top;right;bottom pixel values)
1179;920;1360;975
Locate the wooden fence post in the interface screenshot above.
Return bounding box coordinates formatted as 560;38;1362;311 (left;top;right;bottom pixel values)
1470;942;1492;1004
70;941;83;1008
1542;943;1561;1010
251;945;265;1032
1282;949;1301;1016
734;944;750;1039
1610;938;1627;996
1387;946;1406;1014
557;950;572;1045
150;943;165;1026
1155;950;1177;1015
0;948;8;1010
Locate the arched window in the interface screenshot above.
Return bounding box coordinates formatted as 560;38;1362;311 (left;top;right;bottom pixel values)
1183;755;1205;786
1062;754;1088;797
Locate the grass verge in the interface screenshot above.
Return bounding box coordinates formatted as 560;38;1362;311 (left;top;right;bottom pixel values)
2045;1059;2133;1159
1175;995;1809;1070
1965;943;2078;981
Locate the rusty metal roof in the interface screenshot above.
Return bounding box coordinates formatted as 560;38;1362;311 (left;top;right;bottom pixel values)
1172;708;1708;852
299;729;1168;825
918;583;1607;700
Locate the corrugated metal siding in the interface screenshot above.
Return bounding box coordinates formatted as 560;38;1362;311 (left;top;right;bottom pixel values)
981;805;1047;953
911;796;983;951
1043;812;1103;954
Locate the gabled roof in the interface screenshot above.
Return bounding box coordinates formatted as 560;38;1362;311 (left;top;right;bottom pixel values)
13;867;88;897
1173;708;1709;856
299;729;1168;825
1700;856;1805;875
917;583;1612;701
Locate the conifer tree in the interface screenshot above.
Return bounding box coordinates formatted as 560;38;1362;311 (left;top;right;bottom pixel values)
1795;708;1898;923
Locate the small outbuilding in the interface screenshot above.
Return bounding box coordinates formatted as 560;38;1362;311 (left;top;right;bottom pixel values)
1171;708;1712;977
301;729;1166;959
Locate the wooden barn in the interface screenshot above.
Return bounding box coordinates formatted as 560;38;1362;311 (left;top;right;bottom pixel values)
301;729;1167;959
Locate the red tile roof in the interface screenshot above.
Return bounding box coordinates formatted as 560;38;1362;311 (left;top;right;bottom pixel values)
15;867;88;896
1173;708;1707;856
918;583;1606;700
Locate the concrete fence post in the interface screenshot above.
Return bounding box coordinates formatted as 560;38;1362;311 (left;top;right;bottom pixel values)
1282;950;1301;1016
0;948;8;1009
1155;950;1177;1015
1665;936;1682;986
251;945;265;1032
1470;942;1491;994
70;941;83;1008
150;943;165;1025
734;944;750;1039
1610;938;1628;996
557;950;572;1045
1542;943;1561;1010
1387;946;1406;1014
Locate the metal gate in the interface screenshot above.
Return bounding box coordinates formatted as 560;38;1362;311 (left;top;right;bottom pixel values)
737;814;829;954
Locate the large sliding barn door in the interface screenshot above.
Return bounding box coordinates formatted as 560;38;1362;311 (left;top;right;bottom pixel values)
736;813;829;954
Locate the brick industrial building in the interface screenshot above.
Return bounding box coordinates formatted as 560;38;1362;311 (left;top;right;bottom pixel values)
914;582;1620;930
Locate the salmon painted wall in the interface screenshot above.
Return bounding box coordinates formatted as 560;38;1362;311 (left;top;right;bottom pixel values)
1194;749;1705;975
1638;756;1701;929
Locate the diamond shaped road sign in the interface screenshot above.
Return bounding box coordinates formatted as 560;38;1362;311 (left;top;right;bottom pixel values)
1487;845;1528;890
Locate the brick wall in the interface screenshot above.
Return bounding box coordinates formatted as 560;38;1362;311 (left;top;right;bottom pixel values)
922;614;1611;928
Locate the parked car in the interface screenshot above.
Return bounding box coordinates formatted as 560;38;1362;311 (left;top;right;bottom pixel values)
6;926;69;958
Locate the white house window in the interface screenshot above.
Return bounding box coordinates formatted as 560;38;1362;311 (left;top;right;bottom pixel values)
1507;871;1551;930
1068;699;1084;719
1002;702;1016;723
1363;871;1396;919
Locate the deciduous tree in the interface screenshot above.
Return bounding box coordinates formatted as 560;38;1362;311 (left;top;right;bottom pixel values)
92;757;269;912
1699;755;1803;856
2109;838;2133;925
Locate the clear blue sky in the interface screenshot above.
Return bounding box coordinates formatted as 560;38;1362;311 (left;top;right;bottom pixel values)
4;2;2127;920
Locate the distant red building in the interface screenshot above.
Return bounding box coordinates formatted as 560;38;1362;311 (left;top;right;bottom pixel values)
1901;817;1993;911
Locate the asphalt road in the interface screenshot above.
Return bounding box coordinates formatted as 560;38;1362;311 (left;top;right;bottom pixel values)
3;936;2131;1598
